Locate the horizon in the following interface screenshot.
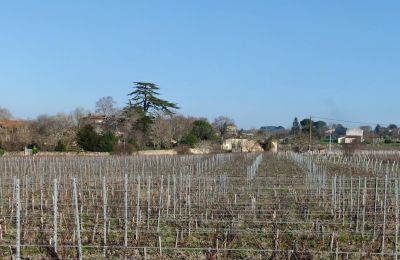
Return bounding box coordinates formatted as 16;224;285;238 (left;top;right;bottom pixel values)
1;1;399;129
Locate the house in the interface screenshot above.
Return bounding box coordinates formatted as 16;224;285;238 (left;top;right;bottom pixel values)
338;128;364;144
80;114;106;126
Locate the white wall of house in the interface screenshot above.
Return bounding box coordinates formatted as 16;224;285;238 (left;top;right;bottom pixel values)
346;128;363;137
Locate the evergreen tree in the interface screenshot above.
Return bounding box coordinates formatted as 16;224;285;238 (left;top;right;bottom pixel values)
125;82;179;132
190;120;216;141
374;124;381;135
291;117;300;134
76;125;117;152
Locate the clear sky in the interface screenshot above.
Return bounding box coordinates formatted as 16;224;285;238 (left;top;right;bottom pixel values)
0;1;399;129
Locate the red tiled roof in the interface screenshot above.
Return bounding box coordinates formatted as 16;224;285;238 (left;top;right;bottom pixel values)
0;120;28;128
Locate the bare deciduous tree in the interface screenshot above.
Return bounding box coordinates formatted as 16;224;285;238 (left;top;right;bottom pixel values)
95;96;117;117
150;115;195;149
0;107;12;120
32;113;77;151
212;116;235;140
71;107;90;127
0;121;32;151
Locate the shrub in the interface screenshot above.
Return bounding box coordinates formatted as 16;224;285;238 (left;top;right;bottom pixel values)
32;146;39;155
191;120;216;141
0;148;5;156
98;132;118;152
76;125;118;152
55;141;67;152
182;133;199;148
384;138;393;144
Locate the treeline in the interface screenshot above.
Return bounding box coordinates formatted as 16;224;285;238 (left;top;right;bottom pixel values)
0;82;237;154
290;117;400;143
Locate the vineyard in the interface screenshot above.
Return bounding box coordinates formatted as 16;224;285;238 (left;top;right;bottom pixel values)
1;151;400;259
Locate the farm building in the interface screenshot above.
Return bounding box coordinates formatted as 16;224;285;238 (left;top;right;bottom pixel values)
338;128;364;144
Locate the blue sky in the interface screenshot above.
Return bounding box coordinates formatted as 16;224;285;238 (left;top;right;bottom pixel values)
0;1;399;129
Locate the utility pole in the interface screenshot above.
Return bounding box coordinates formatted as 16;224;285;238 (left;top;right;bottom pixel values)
309;116;312;151
329;127;333;153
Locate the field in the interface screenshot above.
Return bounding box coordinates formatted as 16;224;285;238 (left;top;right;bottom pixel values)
1;151;400;259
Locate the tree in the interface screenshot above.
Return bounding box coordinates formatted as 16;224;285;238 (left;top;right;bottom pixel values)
300;118;327;137
360;125;372;133
212;116;235;140
31;113;76;151
55;140;66;152
388;124;398;131
374;124;381;135
95;96;117;117
190;120;216;141
290;133;311;152
125;82;179;132
71;107;90;127
291;117;300;135
313;120;327;129
335;124;347;136
76;125;117;152
149;114;195;149
0;121;32;151
0;107;12;120
76;125;99;151
150;115;173;149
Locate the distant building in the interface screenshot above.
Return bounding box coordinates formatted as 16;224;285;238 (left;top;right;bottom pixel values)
80;114;106;126
222;138;263;153
79;114;126;138
338;128;364;144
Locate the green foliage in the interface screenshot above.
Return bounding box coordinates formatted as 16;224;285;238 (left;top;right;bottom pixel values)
300;119;326;131
32;146;39;155
384;138;393;144
54;140;66;152
125;82;179;133
190;120;216;141
374;124;381;134
98;132;118;152
76;125;117;152
335;124;347;136
299;118;327;138
77;125;98;151
182;133;199;148
291;117;300;134
0;148;5;156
